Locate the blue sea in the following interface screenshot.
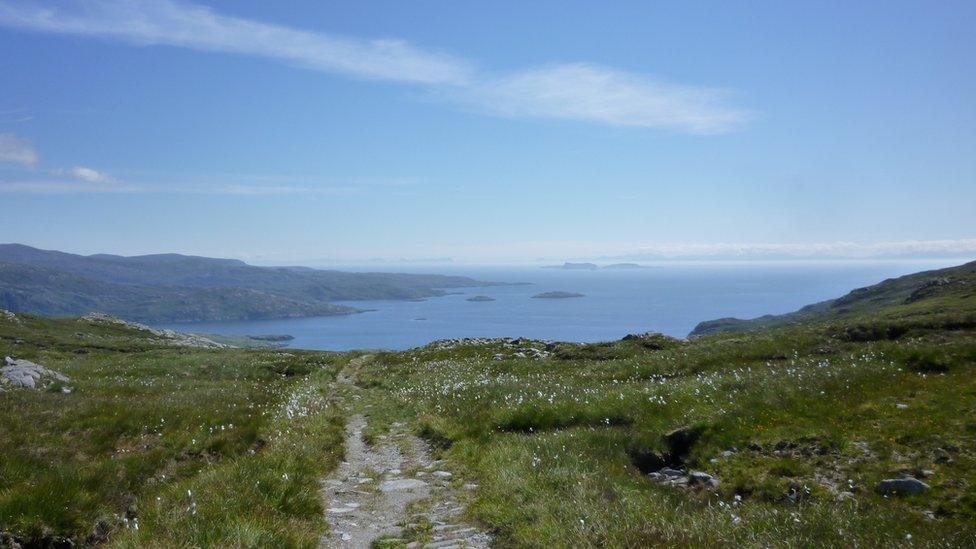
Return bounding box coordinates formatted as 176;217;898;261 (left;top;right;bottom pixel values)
156;260;961;351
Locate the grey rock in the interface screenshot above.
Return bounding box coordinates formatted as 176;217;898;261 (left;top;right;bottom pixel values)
875;477;930;496
836;491;856;501
688;470;720;488
378;478;428;492
659;467;685;478
2;356;69;390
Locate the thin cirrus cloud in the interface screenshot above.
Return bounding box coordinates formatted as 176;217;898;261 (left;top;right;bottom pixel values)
0;0;751;133
0;133;39;166
68;166;117;184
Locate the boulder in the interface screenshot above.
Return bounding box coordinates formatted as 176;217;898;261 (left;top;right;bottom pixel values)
659;467;685;478
874;477;930;496
688;470;720;488
1;356;69;390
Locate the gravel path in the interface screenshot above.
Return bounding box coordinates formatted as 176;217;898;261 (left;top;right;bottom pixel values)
319;356;491;548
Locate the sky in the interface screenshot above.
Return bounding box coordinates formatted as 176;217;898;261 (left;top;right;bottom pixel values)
1;0;974;264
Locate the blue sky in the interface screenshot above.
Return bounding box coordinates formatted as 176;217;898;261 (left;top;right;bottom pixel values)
1;0;974;263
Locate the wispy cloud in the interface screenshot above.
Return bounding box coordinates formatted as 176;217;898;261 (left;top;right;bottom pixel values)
66;165;117;184
0;180;139;193
0;176;363;196
0;133;38;165
603;239;976;260
461;64;749;134
0;0;471;85
0;0;750;133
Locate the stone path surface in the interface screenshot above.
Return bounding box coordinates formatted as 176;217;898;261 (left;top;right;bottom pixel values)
319;356;491;548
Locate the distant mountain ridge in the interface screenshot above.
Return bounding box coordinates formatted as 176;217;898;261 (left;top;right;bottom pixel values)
690;259;976;337
0;244;491;323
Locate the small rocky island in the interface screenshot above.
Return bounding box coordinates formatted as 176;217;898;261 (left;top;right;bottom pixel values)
531;291;585;299
466;295;496;302
542;262;599;270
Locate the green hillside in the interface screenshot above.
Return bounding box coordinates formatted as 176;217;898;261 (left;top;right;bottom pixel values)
2;262;975;546
0;244;491;322
690;260;976;337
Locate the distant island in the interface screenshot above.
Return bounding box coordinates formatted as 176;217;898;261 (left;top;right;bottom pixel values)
466;295;496;302
543;262;651;270
542;262;599;270
531;291;585;299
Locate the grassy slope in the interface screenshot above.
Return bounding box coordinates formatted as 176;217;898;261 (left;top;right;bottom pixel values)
2;261;976;547
354;273;976;547
689;259;976;337
0;262;358;322
0;314;349;546
0;244;489;323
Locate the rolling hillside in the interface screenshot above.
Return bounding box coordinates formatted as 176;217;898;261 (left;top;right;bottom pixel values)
690;260;976;337
0;244;491;322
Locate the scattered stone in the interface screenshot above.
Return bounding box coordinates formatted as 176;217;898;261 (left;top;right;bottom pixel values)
432;471;453;479
425;337;552;359
659;467;685;478
896;403;909;410
1;357;69;390
0;309;18;322
378;478;428;492
875;477;930;496
836;491;856;501
620;332;682;349
688;471;720;488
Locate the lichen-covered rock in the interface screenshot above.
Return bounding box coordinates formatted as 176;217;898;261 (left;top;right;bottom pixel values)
2;356;69;390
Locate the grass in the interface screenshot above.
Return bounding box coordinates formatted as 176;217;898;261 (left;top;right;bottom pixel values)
0;314;347;546
355;317;976;546
3;261;976;546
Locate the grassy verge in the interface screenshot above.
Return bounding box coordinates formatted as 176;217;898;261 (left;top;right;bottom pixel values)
0;314;347;546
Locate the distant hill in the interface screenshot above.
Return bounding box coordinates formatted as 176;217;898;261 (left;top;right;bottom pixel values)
543;262;599;270
0;244;491;323
690;259;976;337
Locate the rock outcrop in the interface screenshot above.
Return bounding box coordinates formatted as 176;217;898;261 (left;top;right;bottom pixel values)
81;312;229;348
2;356;69;390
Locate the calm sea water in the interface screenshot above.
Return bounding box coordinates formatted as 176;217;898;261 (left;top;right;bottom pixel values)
156;260;961;351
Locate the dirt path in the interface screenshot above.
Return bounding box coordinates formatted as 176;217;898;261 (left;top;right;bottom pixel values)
319;356;491;548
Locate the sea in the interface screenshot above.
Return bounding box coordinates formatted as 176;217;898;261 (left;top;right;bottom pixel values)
155;260;962;351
